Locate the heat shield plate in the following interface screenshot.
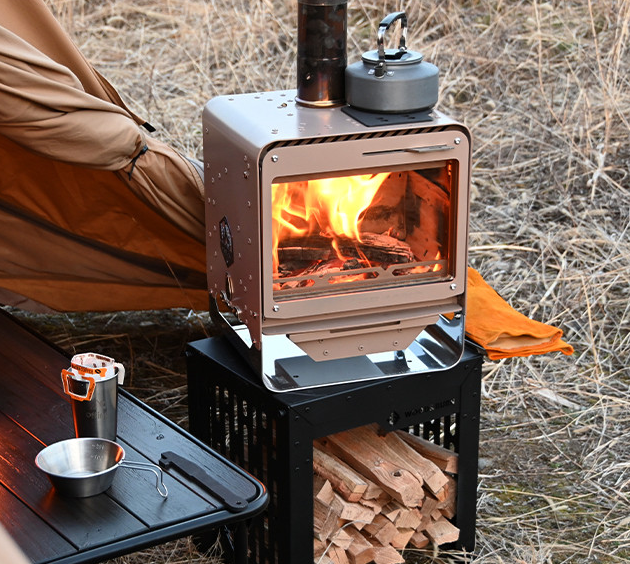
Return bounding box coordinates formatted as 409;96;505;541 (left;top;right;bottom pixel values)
210;298;466;392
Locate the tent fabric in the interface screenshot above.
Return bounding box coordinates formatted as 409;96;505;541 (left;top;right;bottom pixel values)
0;0;209;312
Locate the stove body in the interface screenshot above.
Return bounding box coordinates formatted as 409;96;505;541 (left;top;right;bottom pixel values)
203;90;471;391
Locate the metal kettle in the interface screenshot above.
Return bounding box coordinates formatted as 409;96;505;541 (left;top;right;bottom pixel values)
345;12;439;113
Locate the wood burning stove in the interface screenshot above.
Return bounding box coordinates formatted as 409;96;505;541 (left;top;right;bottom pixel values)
203;94;471;391
194;7;480;562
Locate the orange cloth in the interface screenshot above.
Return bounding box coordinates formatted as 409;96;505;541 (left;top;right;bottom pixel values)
465;267;574;360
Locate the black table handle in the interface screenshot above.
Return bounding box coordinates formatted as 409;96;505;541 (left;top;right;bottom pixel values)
159;451;248;513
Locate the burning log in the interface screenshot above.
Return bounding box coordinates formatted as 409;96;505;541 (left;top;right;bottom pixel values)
278;231;415;273
312;426;460;564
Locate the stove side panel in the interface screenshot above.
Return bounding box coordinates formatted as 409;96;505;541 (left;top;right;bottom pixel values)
203;100;265;348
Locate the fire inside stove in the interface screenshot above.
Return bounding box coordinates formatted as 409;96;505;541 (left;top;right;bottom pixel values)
272;164;455;298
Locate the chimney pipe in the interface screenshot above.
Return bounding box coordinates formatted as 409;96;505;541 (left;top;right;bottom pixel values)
296;0;347;107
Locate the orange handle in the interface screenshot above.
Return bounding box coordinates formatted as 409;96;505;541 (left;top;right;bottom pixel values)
61;369;96;401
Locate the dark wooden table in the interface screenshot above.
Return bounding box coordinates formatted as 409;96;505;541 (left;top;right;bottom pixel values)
0;310;267;564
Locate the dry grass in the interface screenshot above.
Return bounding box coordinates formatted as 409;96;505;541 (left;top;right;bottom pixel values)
12;0;630;562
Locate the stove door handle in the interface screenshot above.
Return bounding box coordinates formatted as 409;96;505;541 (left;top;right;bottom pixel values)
363;144;454;157
404;144;454;154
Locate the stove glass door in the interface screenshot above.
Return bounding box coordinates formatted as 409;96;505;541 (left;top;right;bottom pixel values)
271;160;457;300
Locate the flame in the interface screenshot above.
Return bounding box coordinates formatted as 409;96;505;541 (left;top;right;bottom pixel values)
432;251;443;272
272;173;389;272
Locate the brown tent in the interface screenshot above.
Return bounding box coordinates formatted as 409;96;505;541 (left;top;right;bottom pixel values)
0;0;208;312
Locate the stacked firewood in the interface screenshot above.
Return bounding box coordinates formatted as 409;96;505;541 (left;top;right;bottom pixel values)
313;425;459;564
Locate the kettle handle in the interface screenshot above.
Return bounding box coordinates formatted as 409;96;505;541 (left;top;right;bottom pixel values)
377;11;408;61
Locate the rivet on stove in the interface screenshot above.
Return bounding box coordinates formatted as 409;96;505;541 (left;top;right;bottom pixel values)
454;137;461;145
273;305;280;312
271;155;279;162
243;171;249;179
450;283;457;290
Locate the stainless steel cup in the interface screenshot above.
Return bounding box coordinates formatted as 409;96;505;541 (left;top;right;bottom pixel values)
64;374;118;440
61;353;125;441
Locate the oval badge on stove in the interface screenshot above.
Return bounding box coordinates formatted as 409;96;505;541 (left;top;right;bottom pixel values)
219;216;234;267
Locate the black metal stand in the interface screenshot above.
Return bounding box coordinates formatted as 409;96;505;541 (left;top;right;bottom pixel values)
187;336;482;564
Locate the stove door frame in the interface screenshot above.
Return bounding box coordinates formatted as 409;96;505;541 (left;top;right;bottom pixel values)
260;128;470;334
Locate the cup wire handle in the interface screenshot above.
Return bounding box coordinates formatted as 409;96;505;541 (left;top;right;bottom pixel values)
120;460;169;498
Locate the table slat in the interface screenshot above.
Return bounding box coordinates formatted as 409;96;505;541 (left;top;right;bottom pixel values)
0;485;75;562
0;414;147;550
118;394;258;503
0;352;75;444
108;439;219;527
0;312;69;393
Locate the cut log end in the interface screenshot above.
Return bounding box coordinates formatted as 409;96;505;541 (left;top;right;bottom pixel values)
313;425;460;563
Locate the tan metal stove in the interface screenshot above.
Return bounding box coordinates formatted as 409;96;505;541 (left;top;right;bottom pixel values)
203;91;471;392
